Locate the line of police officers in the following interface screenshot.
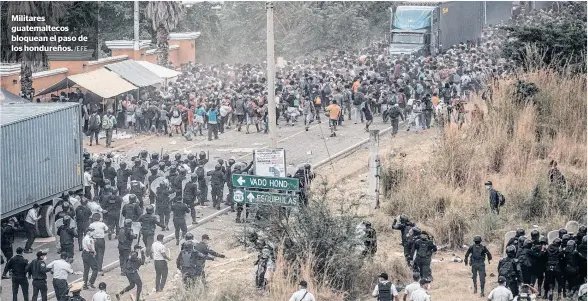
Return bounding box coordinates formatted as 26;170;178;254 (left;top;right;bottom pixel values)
392;214;438;282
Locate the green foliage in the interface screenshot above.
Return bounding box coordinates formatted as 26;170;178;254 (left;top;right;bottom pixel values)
501;2;587;73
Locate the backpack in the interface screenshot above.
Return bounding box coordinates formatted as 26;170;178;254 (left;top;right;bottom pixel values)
196;167;205;180
497;191;506;206
314;96;321;105
102;116;113;129
180;250;192;268
135;106;143;118
88;114;100;131
417;239;430;257
471;244;484;261
498;259;513;278
323;84;332;95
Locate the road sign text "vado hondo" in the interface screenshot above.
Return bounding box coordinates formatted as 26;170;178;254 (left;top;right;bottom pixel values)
232;174;299;191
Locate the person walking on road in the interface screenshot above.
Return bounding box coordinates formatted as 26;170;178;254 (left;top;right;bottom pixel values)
152;234;171;292
326;100;341;137
2;247;30;301
24;204;41;253
487;276;514;301
102;110;117;148
26;251;50;301
88;213;108;275
47;253;74;301
116;245;146;301
82;228;99;290
289;280;316;301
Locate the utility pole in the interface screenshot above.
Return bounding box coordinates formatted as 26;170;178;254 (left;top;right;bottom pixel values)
266;1;277;149
368;130;380;210
134;1;140;52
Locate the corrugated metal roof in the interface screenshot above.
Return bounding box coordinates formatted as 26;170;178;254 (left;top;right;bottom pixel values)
1;102;79;126
105;60;163;87
136;61;182;79
46;50;95;61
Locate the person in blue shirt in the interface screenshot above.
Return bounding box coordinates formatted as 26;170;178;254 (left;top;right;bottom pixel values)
195;105;206;136
207;103;219;141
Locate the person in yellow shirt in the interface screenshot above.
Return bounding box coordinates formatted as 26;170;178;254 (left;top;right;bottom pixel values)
326;100;342;137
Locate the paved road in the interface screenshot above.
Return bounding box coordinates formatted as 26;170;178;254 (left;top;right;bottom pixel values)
1;116;392;300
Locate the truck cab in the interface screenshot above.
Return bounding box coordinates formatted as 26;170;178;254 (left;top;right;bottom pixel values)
389;5;437;57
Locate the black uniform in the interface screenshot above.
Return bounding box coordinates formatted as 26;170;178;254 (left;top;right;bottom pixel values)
363;226;377;257
137;213;165;257
75;205;92;251
116;167;132;195
147;172;159;205
196;166;208;205
176;244;215;286
543;243;564;298
561;245;583;295
119;251;146;301
118;226;135;274
410;235;437;280
91;165;104;198
26;258;49;301
171;201;190;243
156;185;173;229
103;165;117;188
130;164;148;183
225;164;235;208
464;242;492;294
57;223;77;260
103;195;122;239
3;254;29;301
122;202;142;223
207;170;225;209
192;242;224;281
129;182;146;209
391;219;415;263
183;180;198;222
1;224;15;260
517;244;534;284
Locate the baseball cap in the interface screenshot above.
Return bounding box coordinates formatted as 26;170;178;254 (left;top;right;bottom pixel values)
498;276;506;283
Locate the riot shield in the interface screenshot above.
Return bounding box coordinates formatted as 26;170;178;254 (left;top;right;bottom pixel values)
547;230;559;244
565;221;580;236
503;231;516;255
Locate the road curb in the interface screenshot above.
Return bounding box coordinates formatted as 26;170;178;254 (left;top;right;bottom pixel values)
47;207;231;300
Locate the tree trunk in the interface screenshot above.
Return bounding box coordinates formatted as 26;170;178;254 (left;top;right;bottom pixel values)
156;24;169;66
20;63;33;100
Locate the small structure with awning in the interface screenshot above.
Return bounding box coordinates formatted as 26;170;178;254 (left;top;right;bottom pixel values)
35;68;137;99
136;60;181;86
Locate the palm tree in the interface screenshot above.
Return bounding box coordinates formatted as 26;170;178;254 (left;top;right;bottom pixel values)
146;2;183;66
4;2;66;99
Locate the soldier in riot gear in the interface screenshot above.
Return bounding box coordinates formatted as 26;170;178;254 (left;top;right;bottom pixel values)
410;231;437;280
544;238;564;299
187;154;197;173
171;168;186;202
562;240;582;297
174;153;183;165
167;163;179;184
517;239;534;284
148;153;159;169
363;221;377;257
191;234;225;284
137;205;166;258
516;236;527;257
147;167;159;205
176;239;215;288
162;154;171;167
57;216;77;261
129;180;147;210
130;159;148;183
122;195;142;223
498;245;523;297
529;231;547;296
158;161;167;175
139;150;149;163
155;181;173;230
75;198;92;251
103;190;122;240
207;164;225;210
562;234;572;247
507;228;526;249
115;245;146;301
464;235;492;296
116;162;132;195
183;174;199;224
225;158;236;211
254;246;272;290
117;219;136;276
83;150;94;171
103;159;117;189
195;162;208;206
558;228;568;240
392;214;416;263
92;158;105;198
198;151;208;165
576;225;587;245
171;198;190;245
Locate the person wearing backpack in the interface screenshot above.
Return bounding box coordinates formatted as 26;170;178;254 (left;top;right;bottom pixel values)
410;232;437;280
464;235;492;296
543;239;564;299
87;111;101;146
101;110;116;148
485;181;505;215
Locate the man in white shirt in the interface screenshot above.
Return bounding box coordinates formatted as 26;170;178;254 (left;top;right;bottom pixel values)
289;280;316;301
372;272;399;301
152;234;171;292
488;276;514;301
92;282;111;301
88;213;108;274
82;228;99;289
83;167;95;200
24;204;42;253
47;253;74;301
403;273;422;301
409;278;432;301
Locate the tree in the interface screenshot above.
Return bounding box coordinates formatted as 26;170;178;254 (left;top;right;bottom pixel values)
2;2;66;99
146;1;183;66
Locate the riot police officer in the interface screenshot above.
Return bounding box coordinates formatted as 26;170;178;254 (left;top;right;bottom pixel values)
174;153;183;166
129;180;146;210
130;159;148;183
183;174;199;224
103;191;122;240
207;164;225;210
464;235;492;296
26;251;50;301
103;159;117;189
116;245;146;301
363;221;377;257
117;219;136;276
148;153;159;169
137;205;165;258
162;153;172;167
410;231;437;280
155;181;173;230
544;238;563;299
57;216;77;261
225;158;236;211
171;198;190;245
392;214;416;263
498;245;522;297
147;167;159;205
196;162;208;206
116;162;132;195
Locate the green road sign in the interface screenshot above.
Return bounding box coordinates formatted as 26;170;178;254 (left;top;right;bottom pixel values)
233;190;299;207
232;174;299;191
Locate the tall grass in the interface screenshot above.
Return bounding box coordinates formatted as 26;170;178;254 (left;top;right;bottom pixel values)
382;68;587;245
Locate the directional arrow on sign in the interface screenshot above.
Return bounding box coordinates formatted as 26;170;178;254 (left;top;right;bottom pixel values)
237;176;246;185
247;193;255;201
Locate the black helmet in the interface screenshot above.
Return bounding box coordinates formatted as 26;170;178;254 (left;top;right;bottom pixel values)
185;233;194;240
553;238;562;247
191;174;198;181
129;194;137;202
473;236;482;243
228;158;235;165
562;234;571;242
124;219;132;226
217;158;224;165
199;151;206;159
579;225;587;236
120;161;127;168
107;152;114;158
304;163;311;170
530;230;540;240
150;166;158;173
140;150;148;158
516;228;525;237
412;226;421;235
134;158;141;164
539;236;548;244
559;228;568;237
163;154;170;161
175;153;182;160
159;161;166;168
518;236;527;244
179;169;187;175
146;205;154;213
566;240;576;247
215;164;221;171
105;158;112;164
83;150;90;158
400;214;408;223
188;154;195;161
506;245;516;255
524;239;533;247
